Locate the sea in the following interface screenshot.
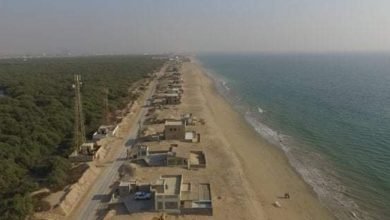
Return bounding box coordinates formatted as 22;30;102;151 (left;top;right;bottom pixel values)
197;53;390;220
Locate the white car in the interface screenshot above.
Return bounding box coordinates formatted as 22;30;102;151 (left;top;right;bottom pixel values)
134;191;151;200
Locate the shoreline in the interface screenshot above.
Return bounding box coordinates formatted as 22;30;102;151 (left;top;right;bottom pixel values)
192;56;325;196
185;58;335;219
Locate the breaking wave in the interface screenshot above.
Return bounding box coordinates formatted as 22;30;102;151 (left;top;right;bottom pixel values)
198;61;371;220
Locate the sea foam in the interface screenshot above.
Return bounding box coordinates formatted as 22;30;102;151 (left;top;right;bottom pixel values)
200;63;370;220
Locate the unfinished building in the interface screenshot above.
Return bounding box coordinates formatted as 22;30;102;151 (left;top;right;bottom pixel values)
129;144;206;169
164;93;181;105
151;175;213;215
164;119;200;142
152;175;182;213
69;143;102;162
92;125;118;141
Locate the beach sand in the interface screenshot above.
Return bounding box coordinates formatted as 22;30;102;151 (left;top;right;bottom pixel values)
111;60;335;220
176;61;335;220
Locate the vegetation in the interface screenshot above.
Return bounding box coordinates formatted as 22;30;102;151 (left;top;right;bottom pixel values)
0;55;164;219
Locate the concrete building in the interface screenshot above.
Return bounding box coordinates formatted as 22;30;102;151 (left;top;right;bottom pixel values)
181;113;194;125
129;144;205;169
111;175;212;215
166;148;206;169
151;175;213;215
180;182;213;215
164;93;180;105
118;181;131;197
69;142;102;162
189;151;206;169
151;93;181;106
185;131;200;143
152;175;183;213
164;120;185;140
92;125;118;141
151;98;165;106
139;126;162;142
169;84;182;90
166;88;182;95
166;147;189;168
130;144;149;159
80;143;94;154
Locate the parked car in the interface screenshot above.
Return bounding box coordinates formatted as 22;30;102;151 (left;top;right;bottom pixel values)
134;191;151;200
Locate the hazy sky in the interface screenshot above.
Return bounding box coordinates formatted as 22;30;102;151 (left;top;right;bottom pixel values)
1;0;390;55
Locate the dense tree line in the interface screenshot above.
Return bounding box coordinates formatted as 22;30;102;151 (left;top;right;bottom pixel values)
0;55;164;219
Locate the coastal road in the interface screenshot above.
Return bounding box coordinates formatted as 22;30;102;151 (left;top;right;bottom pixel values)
71;79;157;220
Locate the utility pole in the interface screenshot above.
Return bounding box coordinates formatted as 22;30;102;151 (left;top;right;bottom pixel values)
73;74;86;151
136;120;142;145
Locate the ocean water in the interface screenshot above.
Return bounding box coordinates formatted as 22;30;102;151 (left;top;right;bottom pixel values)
197;53;390;220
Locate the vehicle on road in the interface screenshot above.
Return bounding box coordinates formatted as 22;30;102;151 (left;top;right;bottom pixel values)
134;191;152;200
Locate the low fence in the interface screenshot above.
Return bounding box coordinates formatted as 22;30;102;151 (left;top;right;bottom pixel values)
180;207;213;215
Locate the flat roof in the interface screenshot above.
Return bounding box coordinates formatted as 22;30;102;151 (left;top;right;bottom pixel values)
185;131;194;140
163;93;179;97
119;181;130;187
180;182;211;202
165;120;183;126
98;125;114;129
157;175;182;195
153;98;165;102
170;147;191;158
133;144;148;151
147;144;170;152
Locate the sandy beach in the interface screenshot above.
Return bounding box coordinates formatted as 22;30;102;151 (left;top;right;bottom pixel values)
176;60;335;220
110;60;335;220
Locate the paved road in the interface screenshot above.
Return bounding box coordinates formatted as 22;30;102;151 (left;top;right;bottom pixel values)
73;80;156;220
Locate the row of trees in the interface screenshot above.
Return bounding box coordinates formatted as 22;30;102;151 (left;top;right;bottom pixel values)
0;55;164;219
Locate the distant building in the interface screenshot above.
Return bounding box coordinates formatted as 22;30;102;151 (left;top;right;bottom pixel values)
92;125;118;141
181;113;194;125
69;142;102;162
151;98;166;106
169;84;182;89
150;93;181;106
166;88;182;95
163;93;180;105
